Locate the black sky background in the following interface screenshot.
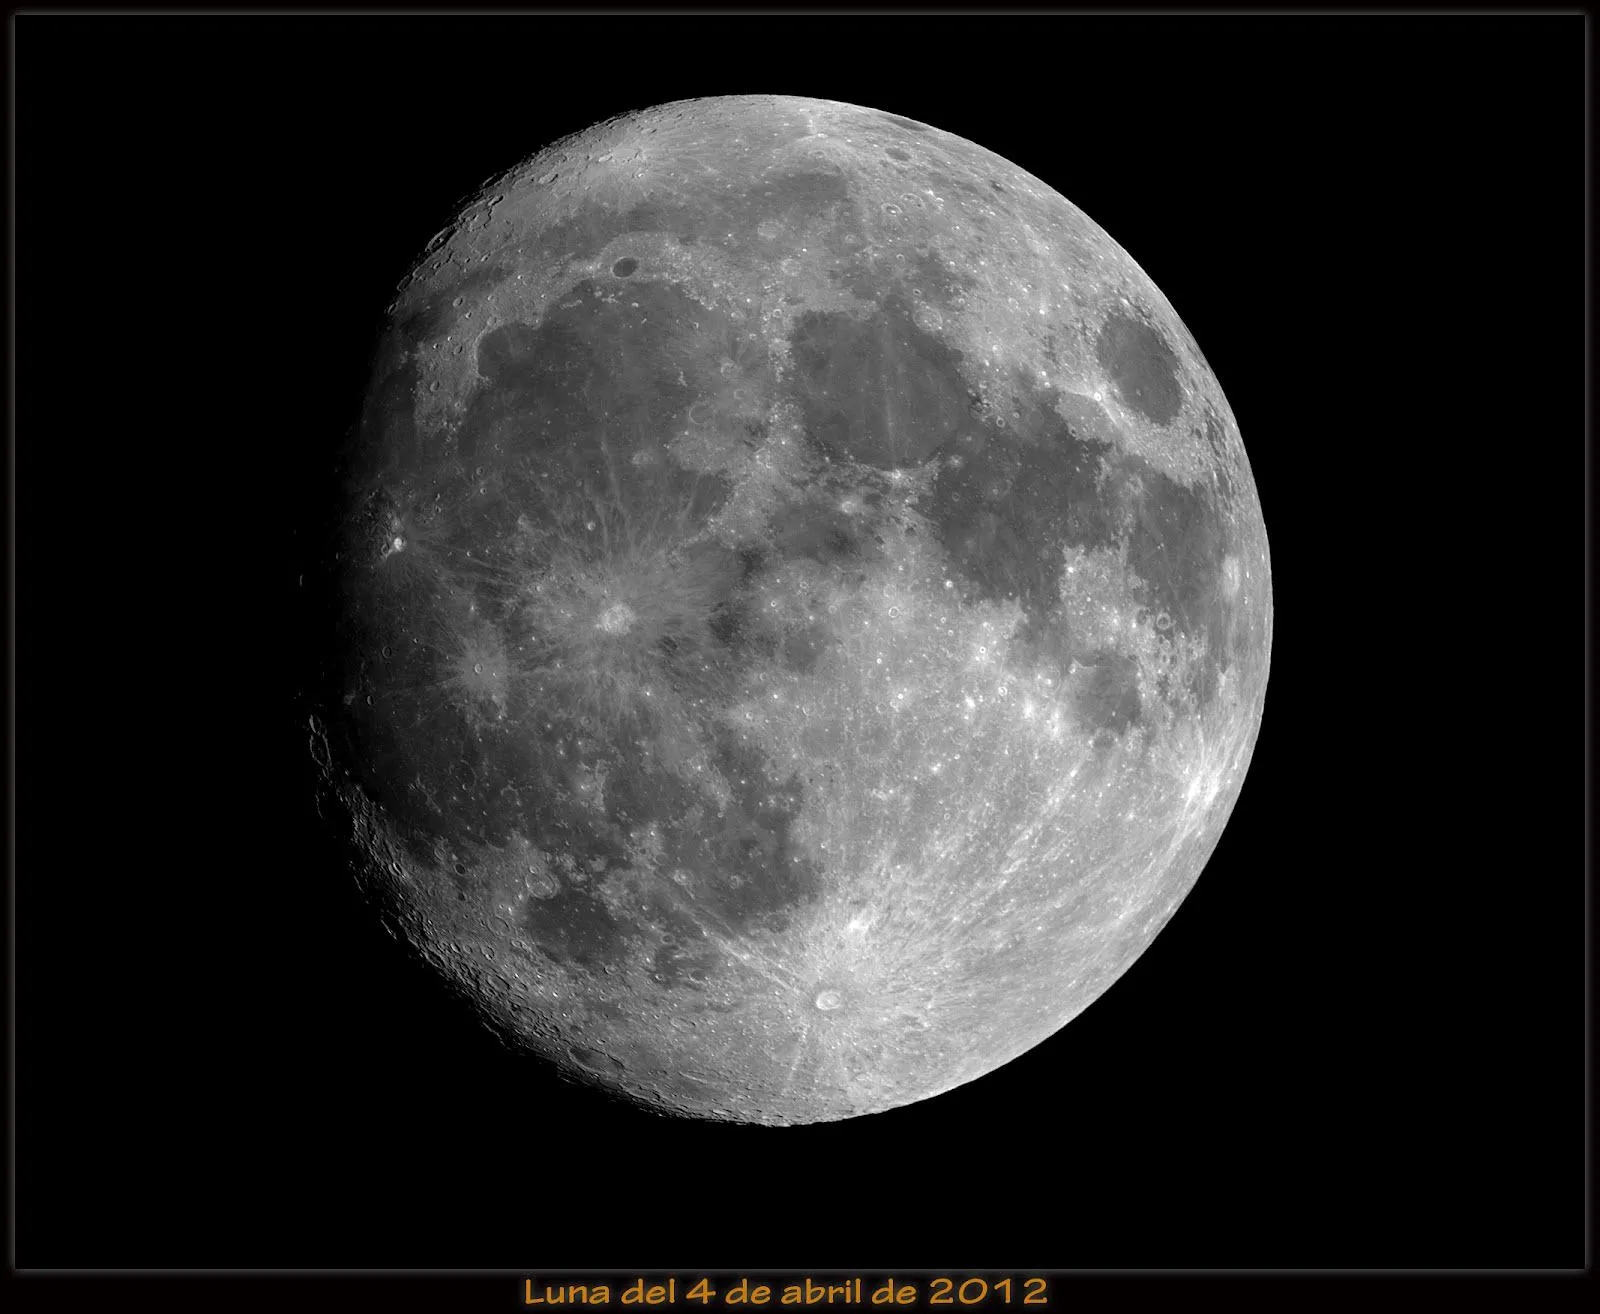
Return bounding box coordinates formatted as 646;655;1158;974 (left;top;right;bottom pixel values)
11;9;1587;1299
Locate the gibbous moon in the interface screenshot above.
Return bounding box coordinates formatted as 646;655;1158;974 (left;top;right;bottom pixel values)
311;95;1272;1123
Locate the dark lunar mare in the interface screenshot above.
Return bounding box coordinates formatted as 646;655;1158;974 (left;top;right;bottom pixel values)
779;296;1234;728
330;249;858;997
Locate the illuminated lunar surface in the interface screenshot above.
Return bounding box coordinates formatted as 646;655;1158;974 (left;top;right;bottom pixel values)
311;95;1272;1124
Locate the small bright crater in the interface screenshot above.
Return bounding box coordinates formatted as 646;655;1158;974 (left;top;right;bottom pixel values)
597;602;637;634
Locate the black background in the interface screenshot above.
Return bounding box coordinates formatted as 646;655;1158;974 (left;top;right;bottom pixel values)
11;8;1587;1302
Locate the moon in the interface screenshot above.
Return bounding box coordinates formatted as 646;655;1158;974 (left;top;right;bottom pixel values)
310;95;1272;1124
